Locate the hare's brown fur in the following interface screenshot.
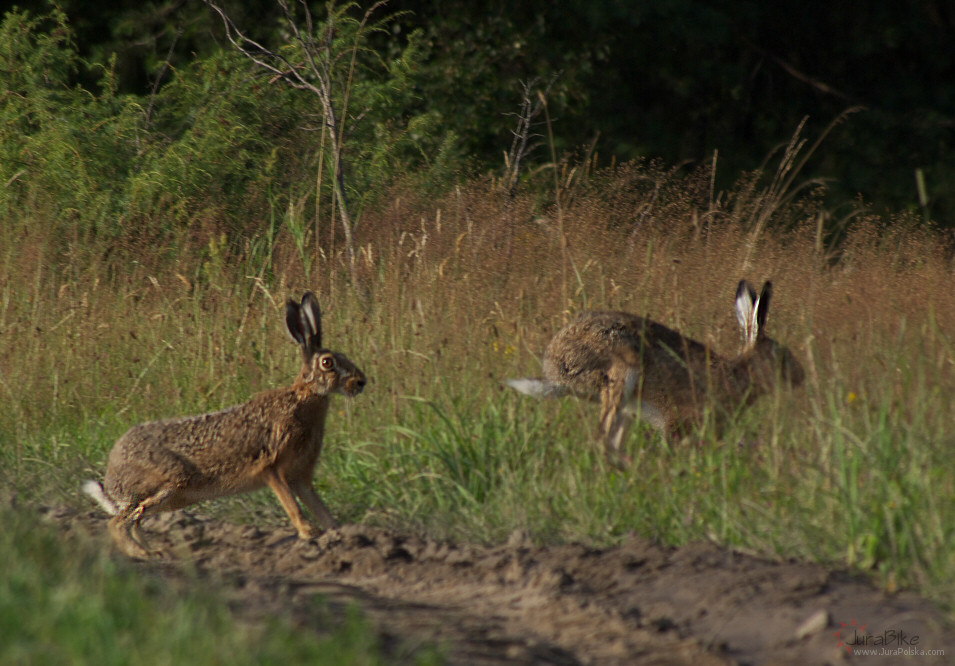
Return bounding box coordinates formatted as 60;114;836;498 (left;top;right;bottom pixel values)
84;292;366;558
510;281;804;457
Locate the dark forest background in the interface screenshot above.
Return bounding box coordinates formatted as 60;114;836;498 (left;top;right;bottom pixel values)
3;0;954;224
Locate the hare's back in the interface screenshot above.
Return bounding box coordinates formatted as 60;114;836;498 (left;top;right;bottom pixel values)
542;311;649;393
121;404;273;451
543;311;709;394
107;404;276;486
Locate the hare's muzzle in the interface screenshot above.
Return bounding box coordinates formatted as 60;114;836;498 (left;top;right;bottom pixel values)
345;375;367;396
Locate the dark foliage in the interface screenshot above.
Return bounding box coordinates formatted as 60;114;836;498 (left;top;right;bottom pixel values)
3;0;953;221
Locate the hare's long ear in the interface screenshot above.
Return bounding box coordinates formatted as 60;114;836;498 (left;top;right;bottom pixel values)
754;281;773;336
735;280;759;347
299;291;323;353
285;298;308;349
285;292;323;359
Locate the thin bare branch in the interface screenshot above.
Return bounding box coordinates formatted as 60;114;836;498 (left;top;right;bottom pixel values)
504;76;558;195
204;0;366;286
144;26;183;132
744;38;859;104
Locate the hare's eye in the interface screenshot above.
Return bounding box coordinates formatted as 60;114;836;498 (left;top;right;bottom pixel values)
319;355;335;371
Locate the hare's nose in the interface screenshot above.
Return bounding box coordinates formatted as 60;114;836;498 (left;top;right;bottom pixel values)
348;376;367;395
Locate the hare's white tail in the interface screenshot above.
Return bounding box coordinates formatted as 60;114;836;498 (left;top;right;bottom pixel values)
82;480;118;515
505;378;569;398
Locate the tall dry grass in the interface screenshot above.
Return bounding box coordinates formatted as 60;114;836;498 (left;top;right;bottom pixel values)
2;161;953;605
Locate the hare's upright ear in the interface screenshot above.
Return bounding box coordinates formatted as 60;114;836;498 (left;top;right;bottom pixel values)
735;280;759;347
300;291;323;352
286;298;307;346
754;281;773;334
285;292;323;358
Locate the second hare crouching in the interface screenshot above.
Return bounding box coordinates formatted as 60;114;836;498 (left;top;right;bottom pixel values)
507;280;804;457
83;292;366;558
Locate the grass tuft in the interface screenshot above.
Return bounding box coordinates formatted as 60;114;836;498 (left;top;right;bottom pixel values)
0;501;436;665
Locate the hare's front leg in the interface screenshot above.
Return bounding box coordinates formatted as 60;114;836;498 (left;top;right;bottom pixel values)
291;478;339;531
263;468;319;539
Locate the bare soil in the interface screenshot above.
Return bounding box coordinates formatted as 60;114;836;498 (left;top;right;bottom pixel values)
44;506;952;665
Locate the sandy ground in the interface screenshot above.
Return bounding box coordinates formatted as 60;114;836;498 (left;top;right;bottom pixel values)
43;505;952;665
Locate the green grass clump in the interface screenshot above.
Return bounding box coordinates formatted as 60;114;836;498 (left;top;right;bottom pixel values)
0;502;439;666
322;368;952;607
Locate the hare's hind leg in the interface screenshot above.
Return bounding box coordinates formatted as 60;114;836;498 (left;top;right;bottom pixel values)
598;384;629;455
263;468;318;539
107;501;156;558
599;400;634;462
291;479;339;531
107;487;180;558
599;363;641;461
108;515;150;559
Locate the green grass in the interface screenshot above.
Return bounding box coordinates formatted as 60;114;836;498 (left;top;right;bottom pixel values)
0;501;440;666
325;382;951;604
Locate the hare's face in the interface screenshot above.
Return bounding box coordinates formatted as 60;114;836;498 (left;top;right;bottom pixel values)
307;351;367;397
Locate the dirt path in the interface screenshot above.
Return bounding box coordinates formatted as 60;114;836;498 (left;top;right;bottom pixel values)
47;506;952;665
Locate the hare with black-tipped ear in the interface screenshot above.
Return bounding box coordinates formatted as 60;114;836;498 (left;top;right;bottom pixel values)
83;292;367;558
507;280;804;460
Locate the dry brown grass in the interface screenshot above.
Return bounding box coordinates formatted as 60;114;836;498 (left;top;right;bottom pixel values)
3;162;954;602
6;161;955;445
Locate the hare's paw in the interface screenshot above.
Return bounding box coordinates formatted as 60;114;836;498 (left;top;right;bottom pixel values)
296;523;320;541
108;524;158;559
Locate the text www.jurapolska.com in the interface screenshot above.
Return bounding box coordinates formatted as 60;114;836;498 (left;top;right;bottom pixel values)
853;647;945;657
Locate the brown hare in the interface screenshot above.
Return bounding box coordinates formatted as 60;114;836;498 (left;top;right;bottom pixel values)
83;292;366;558
507;280;804;458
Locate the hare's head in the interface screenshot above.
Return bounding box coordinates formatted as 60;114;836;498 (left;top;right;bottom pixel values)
286;292;367;397
735;280;805;392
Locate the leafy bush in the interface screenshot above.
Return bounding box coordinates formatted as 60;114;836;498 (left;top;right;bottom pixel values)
0;6;461;254
0;9;139;239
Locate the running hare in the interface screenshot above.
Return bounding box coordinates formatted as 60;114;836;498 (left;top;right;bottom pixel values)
507;280;803;457
83;292;366;558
